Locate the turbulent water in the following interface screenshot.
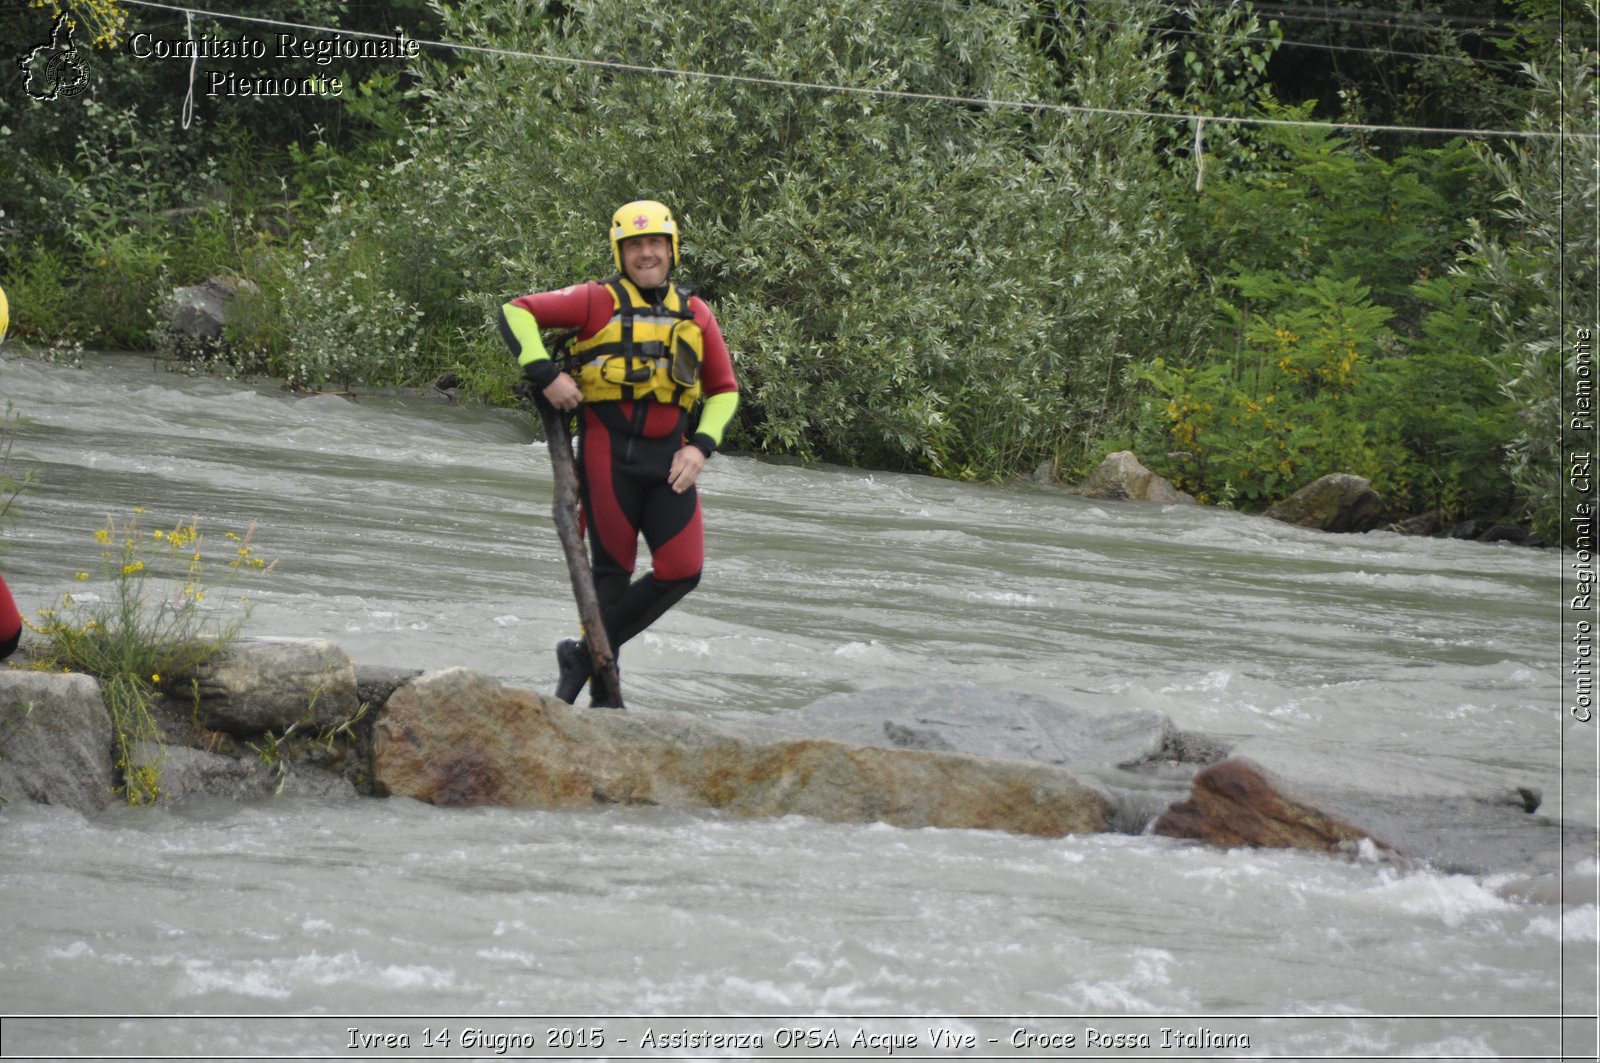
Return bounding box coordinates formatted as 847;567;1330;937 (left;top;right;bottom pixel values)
0;353;1594;1059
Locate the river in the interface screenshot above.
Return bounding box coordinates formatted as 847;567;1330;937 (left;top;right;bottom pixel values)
0;352;1593;1060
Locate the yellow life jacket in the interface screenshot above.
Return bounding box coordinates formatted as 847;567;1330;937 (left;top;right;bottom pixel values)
570;277;703;409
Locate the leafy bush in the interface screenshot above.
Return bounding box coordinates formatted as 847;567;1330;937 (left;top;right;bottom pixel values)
1136;91;1540;524
3;241;81;345
269;232;425;391
2;0;1578;532
1138;274;1409;508
262;0;1206;478
1452;55;1598;543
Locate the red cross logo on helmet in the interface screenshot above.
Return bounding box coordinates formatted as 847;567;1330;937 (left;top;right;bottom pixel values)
633;214;650;230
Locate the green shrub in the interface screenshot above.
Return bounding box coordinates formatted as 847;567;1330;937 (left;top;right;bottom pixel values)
2;241;81;344
1139;274;1407;508
1454;56;1598;542
1136;82;1551;524
273;0;1206;478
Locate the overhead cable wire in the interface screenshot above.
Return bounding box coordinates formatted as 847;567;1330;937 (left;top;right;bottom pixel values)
119;0;1592;142
1197;1;1595;47
894;0;1544;70
1248;0;1564;32
902;0;1595;45
1057;13;1528;69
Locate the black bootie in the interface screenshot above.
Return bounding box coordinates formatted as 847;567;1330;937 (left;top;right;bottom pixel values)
553;639;593;704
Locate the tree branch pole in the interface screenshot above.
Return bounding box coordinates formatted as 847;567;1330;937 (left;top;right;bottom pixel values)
530;339;623;708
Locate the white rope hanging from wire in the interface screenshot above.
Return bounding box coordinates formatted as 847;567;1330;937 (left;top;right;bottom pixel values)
179;8;196;130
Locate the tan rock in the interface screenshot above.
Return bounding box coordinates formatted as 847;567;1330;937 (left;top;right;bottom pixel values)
1075;451;1194;504
373;669;1112;837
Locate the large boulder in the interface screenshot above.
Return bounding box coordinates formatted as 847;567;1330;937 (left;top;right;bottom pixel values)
1075;451;1195;504
161;276;256;347
183;637;361;737
373;669;1113;837
0;669;116;813
1263;473;1383;533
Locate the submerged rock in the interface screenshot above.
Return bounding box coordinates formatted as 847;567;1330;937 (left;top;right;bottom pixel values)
373;669;1114;837
1273;739;1585;877
1152;739;1591;877
130;740;354;804
750;683;1588;877
752;682;1182;768
742;682;1228;833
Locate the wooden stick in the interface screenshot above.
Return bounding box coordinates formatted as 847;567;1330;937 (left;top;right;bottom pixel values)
535;398;624;709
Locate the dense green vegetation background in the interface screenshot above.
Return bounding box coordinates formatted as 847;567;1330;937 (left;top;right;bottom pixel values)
2;0;1595;541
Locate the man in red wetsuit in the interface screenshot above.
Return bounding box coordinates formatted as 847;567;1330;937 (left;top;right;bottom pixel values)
499;200;739;704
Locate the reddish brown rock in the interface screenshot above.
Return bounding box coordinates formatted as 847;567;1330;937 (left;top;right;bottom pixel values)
1152;758;1399;856
372;668;1112;837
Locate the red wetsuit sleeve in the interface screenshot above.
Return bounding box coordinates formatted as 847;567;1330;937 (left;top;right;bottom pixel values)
691;298;738;397
508;282;615;339
0;574;21;659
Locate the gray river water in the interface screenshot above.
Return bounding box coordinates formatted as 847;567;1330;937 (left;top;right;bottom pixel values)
0;353;1594;1060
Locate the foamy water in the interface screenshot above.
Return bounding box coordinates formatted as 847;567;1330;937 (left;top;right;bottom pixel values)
0;353;1593;1058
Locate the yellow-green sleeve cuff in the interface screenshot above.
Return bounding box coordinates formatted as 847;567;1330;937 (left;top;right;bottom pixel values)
499;303;550;368
693;390;739;453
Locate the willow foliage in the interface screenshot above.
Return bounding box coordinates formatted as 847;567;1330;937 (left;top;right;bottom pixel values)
1460;56;1599;543
344;0;1204;478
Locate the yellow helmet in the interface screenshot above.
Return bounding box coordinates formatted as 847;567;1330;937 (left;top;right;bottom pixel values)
609;199;680;271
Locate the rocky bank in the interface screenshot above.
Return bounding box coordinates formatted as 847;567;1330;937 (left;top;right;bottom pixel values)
1;637;1587;884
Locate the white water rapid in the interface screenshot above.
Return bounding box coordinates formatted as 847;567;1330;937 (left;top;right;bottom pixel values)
0;353;1594;1060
